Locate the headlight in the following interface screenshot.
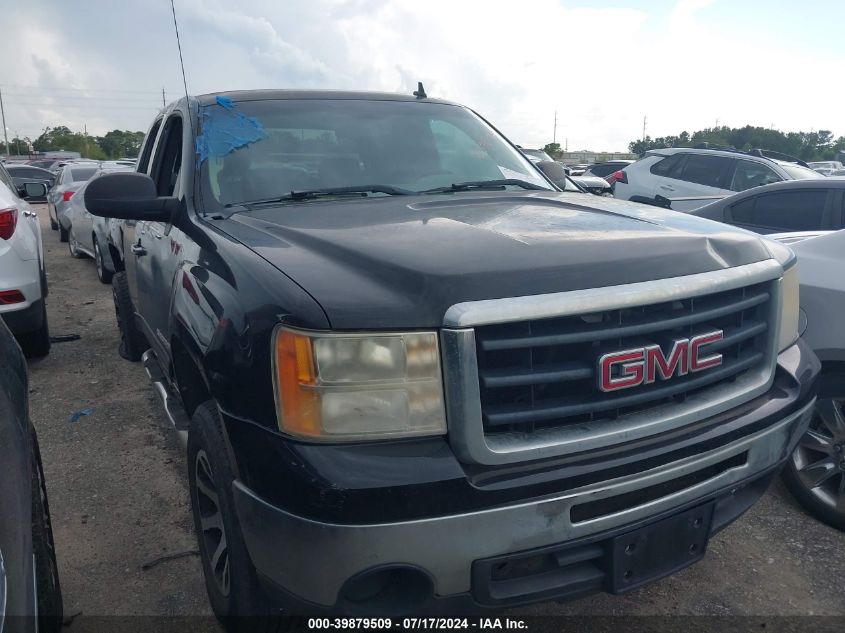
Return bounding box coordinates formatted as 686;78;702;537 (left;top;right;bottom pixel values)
273;327;446;441
777;262;800;352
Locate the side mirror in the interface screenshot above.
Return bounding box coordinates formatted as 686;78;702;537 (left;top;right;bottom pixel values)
534;160;569;188
19;182;47;201
84;172;177;220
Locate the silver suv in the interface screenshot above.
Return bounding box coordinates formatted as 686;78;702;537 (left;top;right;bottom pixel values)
614;145;824;212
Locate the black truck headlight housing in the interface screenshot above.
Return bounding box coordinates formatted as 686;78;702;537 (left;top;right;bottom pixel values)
272;327;446;441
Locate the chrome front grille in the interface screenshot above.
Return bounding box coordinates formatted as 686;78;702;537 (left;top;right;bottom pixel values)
475;282;771;435
440;260;783;465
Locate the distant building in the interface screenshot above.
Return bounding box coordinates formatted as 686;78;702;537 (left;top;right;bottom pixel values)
559;151;637;165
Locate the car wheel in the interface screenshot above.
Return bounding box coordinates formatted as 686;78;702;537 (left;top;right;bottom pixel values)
59;224;68;243
111;272;147;361
30;426;63;633
188;401;293;632
783;392;845;532
17;302;51;358
94;237;113;284
67;228;82;258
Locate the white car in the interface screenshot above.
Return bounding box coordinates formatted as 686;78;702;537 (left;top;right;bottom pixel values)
614;146;825;212
65;167;132;283
808;160;844;176
0;163;51;357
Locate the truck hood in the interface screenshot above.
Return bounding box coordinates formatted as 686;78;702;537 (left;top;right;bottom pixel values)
220;191;773;329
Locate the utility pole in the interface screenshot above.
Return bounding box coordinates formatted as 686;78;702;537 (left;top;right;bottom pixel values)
0;88;8;156
715;118;720;128
642;115;647;141
553;111;558;144
162;87;166;107
565;137;568;152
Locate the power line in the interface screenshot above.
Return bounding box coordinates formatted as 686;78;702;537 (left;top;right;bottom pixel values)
7;102;163;111
3;94;165;104
0;84;180;95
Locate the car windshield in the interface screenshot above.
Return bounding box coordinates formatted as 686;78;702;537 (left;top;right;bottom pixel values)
780;164;826;180
69;167;99;182
199;99;552;208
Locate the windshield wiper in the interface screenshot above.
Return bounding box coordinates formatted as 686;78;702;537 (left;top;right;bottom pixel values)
229;185;412;207
420;179;548;194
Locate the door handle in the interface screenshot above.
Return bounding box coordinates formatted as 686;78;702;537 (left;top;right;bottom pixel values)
131;243;147;257
659;185;674;191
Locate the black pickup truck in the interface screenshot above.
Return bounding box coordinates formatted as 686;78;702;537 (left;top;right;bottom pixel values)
85;90;818;621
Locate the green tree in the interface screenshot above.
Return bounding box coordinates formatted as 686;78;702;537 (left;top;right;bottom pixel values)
629;125;843;161
542;142;562;159
97;130;145;159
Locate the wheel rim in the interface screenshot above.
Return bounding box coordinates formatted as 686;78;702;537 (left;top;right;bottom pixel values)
791;398;845;516
194;450;230;597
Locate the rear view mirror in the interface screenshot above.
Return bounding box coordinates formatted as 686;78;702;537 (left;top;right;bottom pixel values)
84;172;177;221
20;182;47;201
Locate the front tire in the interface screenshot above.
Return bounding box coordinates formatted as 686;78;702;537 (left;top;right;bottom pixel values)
111;272;147;361
94;237;113;284
188;401;291;631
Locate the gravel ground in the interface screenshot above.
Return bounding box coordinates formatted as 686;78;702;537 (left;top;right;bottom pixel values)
23;203;845;626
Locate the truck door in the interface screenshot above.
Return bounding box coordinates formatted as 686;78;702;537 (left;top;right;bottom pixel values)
132;112;185;362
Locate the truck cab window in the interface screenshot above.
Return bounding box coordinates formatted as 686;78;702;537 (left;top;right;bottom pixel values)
153;115;183;197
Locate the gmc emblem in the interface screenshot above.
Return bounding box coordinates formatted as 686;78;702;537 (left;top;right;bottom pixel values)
598;330;724;393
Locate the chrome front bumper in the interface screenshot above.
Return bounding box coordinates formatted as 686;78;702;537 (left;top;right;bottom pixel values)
233;397;814;608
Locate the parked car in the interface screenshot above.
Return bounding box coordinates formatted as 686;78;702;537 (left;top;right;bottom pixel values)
583;160;635;185
0;163;51;358
771;230;845;531
689;179;845;234
615;146;824;212
831;169;845;177
684;211;845;530
65;167;133;283
85;89;817;620
807;161;843;176
535;161;612;196
568;163;590;176
47;164;99;239
570;174;613;196
4;166;55;196
26;160;60;170
0;319;63;632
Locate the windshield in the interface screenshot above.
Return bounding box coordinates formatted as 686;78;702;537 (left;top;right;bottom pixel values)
780;164;826;180
199;99;552;208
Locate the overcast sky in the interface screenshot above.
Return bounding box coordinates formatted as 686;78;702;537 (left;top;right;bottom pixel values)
1;0;842;152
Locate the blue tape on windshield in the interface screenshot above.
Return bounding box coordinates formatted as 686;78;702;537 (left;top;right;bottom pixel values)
196;96;266;163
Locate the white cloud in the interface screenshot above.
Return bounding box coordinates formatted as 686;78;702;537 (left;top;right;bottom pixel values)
0;0;842;151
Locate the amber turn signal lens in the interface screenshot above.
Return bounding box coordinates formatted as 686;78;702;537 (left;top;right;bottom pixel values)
275;330;321;437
